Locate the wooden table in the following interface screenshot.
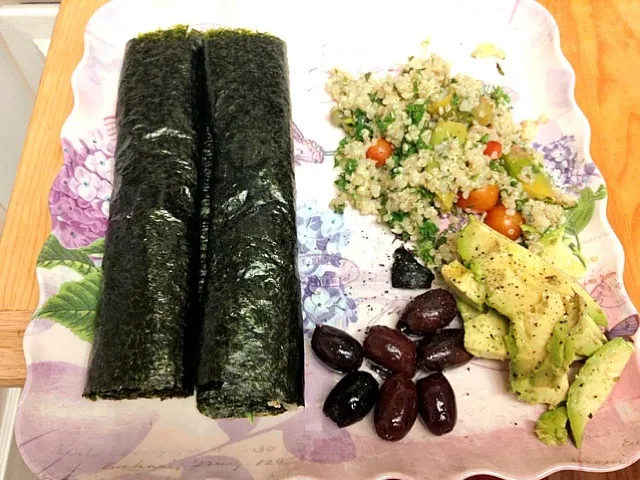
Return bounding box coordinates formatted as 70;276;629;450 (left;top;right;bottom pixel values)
0;0;638;478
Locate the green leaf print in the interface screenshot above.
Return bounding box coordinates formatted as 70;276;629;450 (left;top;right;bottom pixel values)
564;185;607;235
37;234;99;275
77;237;106;256
35;270;102;342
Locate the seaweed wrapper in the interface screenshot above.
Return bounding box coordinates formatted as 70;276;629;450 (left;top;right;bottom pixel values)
197;29;304;418
84;26;204;400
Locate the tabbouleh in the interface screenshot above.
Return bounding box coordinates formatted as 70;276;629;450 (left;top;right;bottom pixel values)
326;53;578;266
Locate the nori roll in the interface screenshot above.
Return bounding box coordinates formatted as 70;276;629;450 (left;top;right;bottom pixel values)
197;29;304;418
84;26;204;400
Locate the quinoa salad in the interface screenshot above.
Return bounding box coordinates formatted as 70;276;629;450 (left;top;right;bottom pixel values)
326;53;586;266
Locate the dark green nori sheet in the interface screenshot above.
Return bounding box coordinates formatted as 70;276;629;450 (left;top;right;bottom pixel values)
196;29;304;418
84;26;204;400
391;246;435;289
198;128;214;299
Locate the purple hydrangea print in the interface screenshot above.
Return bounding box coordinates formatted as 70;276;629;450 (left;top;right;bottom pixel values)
533;134;598;191
50;129;115;249
297;201;357;335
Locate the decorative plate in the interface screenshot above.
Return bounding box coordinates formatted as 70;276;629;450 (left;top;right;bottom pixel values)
16;0;640;479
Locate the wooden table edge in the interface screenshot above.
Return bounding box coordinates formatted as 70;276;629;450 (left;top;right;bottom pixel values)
0;0;110;386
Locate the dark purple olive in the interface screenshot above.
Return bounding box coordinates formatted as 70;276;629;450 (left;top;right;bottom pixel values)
363;326;417;377
397;289;458;335
417;329;473;371
312;324;364;373
323;371;379;428
374;374;418;441
606;314;639;341
416;372;457;436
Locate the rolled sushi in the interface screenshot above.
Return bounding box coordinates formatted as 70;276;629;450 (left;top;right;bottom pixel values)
197;29;304;418
84;26;205;399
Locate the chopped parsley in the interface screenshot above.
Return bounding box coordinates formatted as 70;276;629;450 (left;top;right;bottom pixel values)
334;173;349;191
417;239;436;264
451;93;460;107
344;158;358;175
376;113;395;134
415;138;429;151
332;202;346;214
353;109;373;141
490;86;511;106
480;134;491;144
489;161;505;173
402;142;418;156
406;102;426;125
390;211;409;225
419;219;439;240
416;187;434;200
368;92;382;104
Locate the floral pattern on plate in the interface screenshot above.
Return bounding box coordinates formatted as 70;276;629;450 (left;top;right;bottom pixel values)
18;0;640;479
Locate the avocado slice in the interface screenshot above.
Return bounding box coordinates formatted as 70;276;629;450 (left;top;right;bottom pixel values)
538;227;586;279
508;289;566;377
457;218;502;262
505;326;570;406
442;260;486;309
503;148;558;201
470;253;546;321
452;288;509;361
463;308;510;361
535;405;569;446
565;295;607;359
456;299;485;321
430;120;468;146
567;337;634;448
531;316;572;386
510;369;570;406
457;219;607;327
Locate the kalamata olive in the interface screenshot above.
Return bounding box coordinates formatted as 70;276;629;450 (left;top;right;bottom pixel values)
417;329;473;371
312;324;364;373
323;371;379;428
374;374;418;441
397;289;458;335
363;326;417;377
416;372;457;435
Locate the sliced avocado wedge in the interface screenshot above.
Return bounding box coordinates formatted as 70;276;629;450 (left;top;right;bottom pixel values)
539;227;586;279
509;289;565;377
503;149;558;201
456;219;607;327
531;315;572;388
457;218;502;262
567;337;635;448
565;295;607;359
506;323;570;407
442;260;486;309
463;308;510;361
456;299;485;321
511;371;569;406
535;405;569;446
